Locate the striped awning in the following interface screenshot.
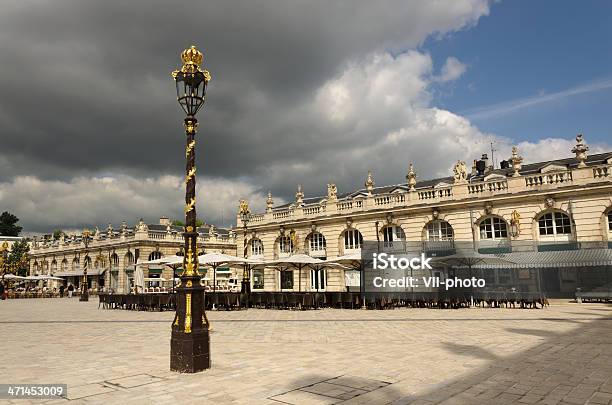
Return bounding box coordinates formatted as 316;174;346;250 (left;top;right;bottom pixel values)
472;249;612;269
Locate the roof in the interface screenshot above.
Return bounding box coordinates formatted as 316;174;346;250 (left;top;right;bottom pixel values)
273;151;612;210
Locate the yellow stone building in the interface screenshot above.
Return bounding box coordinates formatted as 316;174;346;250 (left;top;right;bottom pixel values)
28;217;237;293
238;135;612;295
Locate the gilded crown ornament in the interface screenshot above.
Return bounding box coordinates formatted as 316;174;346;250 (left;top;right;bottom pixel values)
239;199;250;216
172;45;212;82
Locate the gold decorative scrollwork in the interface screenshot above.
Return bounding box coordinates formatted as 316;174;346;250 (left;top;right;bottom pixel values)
185;167;196;184
185;140;195;158
184;242;197;276
185;293;192;333
184;120;198;134
185;197;196;213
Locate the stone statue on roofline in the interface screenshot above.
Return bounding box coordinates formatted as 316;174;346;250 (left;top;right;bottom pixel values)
406;163;417;191
295;185;304;207
266;191;274;213
327;183;337;201
365;171;375;195
453;160;468;183
572;133;589;168
509;146;523;177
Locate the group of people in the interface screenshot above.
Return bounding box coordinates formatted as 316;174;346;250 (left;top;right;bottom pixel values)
0;282;76;299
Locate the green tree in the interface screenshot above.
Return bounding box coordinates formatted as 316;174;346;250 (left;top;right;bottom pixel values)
0;211;22;236
172;219;204;228
52;229;64;240
8;239;29;276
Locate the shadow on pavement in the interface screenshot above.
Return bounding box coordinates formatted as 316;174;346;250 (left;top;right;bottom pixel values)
398;310;612;404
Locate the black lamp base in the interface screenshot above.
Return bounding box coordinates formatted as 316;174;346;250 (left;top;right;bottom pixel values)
170;328;211;373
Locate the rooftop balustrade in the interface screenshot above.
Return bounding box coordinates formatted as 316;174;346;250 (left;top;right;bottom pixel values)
245;162;612;226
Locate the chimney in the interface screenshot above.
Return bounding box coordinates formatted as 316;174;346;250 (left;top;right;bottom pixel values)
481;153;489;169
159;216;171;226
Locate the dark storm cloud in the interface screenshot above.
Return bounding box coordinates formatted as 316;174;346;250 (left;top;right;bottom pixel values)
0;0;496;231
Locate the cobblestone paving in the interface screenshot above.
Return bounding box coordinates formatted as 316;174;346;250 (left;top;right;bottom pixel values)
0;299;611;404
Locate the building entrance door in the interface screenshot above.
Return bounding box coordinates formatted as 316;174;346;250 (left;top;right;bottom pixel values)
310;268;326;291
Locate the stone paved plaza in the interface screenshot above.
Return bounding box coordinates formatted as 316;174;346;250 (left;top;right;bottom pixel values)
1;299;611;404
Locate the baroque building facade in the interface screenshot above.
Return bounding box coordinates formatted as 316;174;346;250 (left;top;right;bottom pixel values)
238;135;612;295
28;217;237;293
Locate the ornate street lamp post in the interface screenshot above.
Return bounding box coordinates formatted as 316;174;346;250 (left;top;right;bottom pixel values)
239;200;251;293
79;229;91;302
0;242;9;284
170;45;211;373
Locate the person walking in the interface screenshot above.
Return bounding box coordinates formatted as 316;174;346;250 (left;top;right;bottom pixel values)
67;283;74;298
59;284;65;298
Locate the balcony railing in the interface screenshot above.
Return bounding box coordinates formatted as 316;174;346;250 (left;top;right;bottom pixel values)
374;193;405;206
524;171;572;187
303;205;324;216
272;210;292;220
468;180;508;195
418;187;452;200
593;165;610;179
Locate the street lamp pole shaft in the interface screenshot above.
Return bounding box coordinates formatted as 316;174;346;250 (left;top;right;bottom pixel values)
241;224;250;293
80;237;89;301
170;116;210;373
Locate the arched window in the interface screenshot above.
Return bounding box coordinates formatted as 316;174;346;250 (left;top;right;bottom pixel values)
479;217;508;240
608;211;612;232
110;253;119;268
125;252;134;266
278;236;294;255
425;220;454;241
51;260;57;274
33;261;39;273
344;229;363;251
61;259;68;272
308;232;326;255
250;239;264;257
538;212;572;237
72;257;79;271
148;251;163;261
382;225;405;248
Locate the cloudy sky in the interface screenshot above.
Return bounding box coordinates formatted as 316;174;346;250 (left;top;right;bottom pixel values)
1;0;611;233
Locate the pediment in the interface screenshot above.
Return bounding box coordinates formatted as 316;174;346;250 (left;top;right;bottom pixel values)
540;163;567;173
389;186;407;194
434;182;452;188
349;191;368;198
483;173;507;181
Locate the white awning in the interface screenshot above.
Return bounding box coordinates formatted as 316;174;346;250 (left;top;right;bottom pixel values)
472;249;612;269
54;268;106;277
